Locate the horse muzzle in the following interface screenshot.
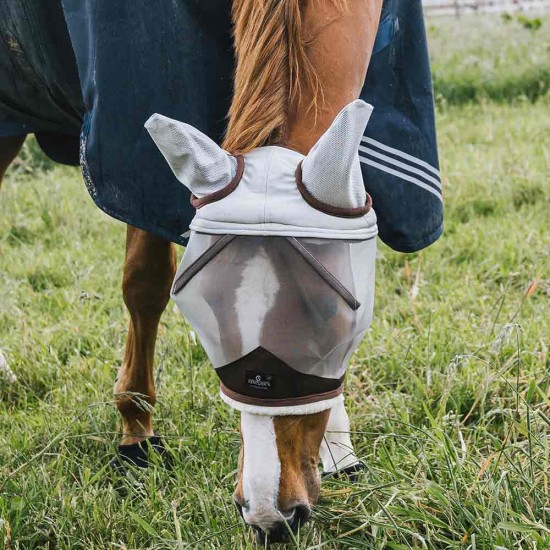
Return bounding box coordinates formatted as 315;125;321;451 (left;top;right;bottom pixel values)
235;499;311;544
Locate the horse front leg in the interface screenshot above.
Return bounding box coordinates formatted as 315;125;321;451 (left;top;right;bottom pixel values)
115;226;177;447
0;135;27;382
0;135;26;184
320;398;363;478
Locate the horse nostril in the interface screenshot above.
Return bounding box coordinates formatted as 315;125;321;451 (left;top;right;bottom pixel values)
282;504;310;529
292;504;311;525
265;504;311;542
254;506;311;545
247;505;312;545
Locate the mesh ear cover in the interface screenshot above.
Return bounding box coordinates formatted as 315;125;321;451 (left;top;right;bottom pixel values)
145;113;237;197
301;100;373;209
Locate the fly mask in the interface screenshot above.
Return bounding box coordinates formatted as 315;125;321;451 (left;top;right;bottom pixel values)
145;100;378;415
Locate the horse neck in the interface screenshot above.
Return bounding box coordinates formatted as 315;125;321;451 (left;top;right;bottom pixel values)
223;0;349;156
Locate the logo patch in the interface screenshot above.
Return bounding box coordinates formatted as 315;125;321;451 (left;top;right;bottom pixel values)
246;371;274;391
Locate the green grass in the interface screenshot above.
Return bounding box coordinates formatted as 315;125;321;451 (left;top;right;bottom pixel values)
429;14;550;104
1;16;550;550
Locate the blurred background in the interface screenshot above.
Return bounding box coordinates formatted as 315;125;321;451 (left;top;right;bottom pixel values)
424;0;550;16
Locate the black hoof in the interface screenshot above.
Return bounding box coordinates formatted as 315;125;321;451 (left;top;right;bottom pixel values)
323;461;366;483
114;435;172;470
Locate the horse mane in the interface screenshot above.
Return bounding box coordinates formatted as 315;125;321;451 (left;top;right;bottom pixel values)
223;0;346;154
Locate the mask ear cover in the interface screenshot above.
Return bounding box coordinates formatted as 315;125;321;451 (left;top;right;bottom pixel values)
301;100;373;209
145;113;237;197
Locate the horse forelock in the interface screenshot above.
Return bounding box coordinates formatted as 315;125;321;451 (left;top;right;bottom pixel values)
223;0;347;155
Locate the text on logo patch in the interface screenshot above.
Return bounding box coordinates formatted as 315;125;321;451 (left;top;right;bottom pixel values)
246;371;274;391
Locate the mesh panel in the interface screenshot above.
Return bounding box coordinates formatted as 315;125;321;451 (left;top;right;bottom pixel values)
301;100;372;209
145;113;236;197
172;233;376;380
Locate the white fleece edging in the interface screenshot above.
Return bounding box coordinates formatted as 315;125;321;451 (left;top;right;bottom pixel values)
220;391;344;416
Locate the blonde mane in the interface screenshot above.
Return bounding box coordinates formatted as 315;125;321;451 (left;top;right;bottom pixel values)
223;0;346;154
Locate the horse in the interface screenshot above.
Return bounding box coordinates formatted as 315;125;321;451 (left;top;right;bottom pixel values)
1;0;443;544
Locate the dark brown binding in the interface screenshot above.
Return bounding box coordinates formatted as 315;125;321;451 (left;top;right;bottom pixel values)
285;237;361;310
221;383;344;408
295;161;372;218
216;347;345;404
190;154;245;209
172;234;236;295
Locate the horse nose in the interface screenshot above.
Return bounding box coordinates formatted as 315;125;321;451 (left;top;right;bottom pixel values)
288;503;311;526
252;505;311;545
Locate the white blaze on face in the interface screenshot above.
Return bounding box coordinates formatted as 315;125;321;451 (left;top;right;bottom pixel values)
320;400;360;472
240;413;285;532
234;245;280;354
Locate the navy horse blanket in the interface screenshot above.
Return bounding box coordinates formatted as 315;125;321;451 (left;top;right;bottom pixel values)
0;0;442;252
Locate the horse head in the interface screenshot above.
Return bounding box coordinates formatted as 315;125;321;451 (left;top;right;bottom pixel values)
146;99;377;542
234;400;365;543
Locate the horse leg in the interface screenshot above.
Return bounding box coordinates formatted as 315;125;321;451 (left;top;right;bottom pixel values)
0;135;26;382
0;135;26;184
320;398;363;476
115;226;177;445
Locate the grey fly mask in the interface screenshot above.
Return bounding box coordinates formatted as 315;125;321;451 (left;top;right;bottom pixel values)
146;100;377;415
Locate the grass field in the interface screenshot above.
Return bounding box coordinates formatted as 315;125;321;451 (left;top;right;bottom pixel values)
1;14;550;550
428;13;550;104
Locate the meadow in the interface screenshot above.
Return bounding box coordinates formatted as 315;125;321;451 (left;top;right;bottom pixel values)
1;13;549;550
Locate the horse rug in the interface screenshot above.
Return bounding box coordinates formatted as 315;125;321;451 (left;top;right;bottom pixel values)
0;0;442;254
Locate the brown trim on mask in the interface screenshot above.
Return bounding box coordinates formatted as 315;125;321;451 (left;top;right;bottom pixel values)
190;154;245;209
295;162;372;218
221;383;344;408
172;234;236;295
216;346;345;406
285;237;361;310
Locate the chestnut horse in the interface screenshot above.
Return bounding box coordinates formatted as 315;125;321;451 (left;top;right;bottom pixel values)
0;0;382;543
